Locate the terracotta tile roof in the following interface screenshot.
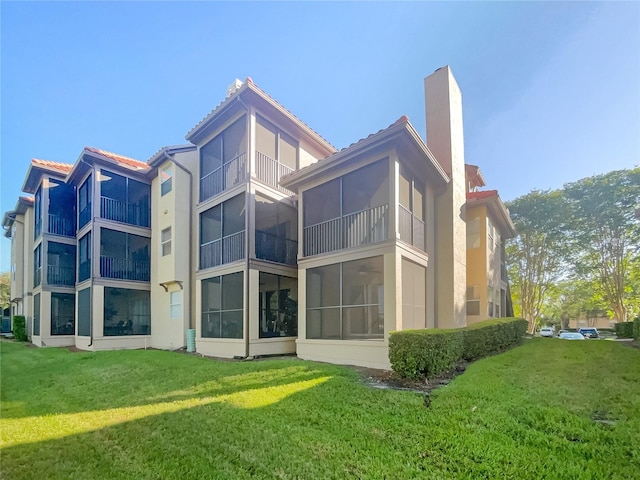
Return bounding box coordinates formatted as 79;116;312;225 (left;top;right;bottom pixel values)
20;196;34;204
31;158;73;174
338;116;410;153
467;189;498;201
84;146;149;171
187;77;336;153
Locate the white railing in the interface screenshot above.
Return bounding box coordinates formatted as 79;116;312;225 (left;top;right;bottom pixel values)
200;153;247;202
200;231;245;269
304;204;388;256
255;151;294;195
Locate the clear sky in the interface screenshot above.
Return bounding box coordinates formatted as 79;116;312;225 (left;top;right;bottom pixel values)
1;1;639;271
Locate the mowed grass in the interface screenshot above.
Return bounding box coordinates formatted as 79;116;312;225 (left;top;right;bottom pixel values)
1;339;639;479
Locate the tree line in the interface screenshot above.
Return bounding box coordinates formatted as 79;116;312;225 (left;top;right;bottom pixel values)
506;168;640;333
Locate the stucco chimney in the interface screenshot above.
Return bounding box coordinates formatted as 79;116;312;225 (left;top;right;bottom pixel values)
424;66;467;329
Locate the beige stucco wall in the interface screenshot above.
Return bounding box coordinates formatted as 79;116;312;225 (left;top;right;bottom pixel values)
466;204;487;323
425;67;467;329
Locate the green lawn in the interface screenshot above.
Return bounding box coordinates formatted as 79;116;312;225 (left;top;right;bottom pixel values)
1;339;639;479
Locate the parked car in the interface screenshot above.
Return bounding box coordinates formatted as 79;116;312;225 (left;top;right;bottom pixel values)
578;327;599;339
540;327;555;338
559;332;585;340
557;329;569;337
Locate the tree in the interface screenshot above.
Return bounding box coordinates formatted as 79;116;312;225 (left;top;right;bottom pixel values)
0;272;9;310
506;190;571;333
564;168;640;322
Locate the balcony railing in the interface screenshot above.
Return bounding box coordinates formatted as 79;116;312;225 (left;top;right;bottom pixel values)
200;153;247;202
79;203;92;229
48;214;76;237
100;197;150;228
255;230;297;265
255;151;294;195
200;231;245;269
47;265;75;286
100;256;150;282
399;205;425;251
304;204;389;257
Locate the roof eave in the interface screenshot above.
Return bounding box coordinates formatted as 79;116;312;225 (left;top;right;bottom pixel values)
147;145;197;167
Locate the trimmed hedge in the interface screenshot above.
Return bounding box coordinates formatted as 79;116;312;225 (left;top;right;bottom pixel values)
615;322;635;339
12;315;27;342
389;318;528;380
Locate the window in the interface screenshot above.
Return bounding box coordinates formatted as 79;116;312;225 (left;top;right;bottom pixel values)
170;291;182;319
255;115;298;190
201;272;243;339
303;160;389;256
34;244;42;287
161;227;172;256
100;170;150;227
78;232;91;282
77;288;91;336
199;194;245;269
306;256;384;340
48;179;76;236
33;293;41;336
259;273;297;338
103;288;150;336
51;293;75;335
100;228;150;281
255;195;297;265
161;165;173;196
466;285;480;316
47;242;76;286
78;174;92;228
398;167;426;251
200;116;247;201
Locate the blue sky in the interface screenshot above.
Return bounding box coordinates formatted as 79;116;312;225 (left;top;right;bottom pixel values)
1;1;639;271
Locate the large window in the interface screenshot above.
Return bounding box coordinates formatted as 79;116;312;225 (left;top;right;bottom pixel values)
100;170;150;227
201;272;243;339
78;174;92;229
48;179;76;236
255;115;297;192
47;242;76;286
255;195;297;265
33;293;41;336
306;256;384;340
200;116;247;201
100;229;150;282
34;244;42;287
78;232;91;282
103;288;150;336
466;285;480;316
51;293;75;335
77;288;91;336
398;167;425;251
303;160;389;256
259;273;297;338
160;165;173;196
200;194;245;269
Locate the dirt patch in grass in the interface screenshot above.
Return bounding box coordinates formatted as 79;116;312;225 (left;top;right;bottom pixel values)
352;362;469;394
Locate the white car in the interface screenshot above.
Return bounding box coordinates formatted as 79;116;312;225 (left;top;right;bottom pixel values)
540;327;555;337
559;332;585;340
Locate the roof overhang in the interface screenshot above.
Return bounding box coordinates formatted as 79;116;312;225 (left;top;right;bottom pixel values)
67;147;153;183
147;144;197;167
281;117;450;193
466;191;516;238
2;196;33;238
21;161;72;193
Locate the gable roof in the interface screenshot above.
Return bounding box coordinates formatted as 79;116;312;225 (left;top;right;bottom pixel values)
147;144;198;167
186;77;336;156
466;190;516;238
84;146;150;172
280;116;450;192
2;196;34;238
21;159;74;193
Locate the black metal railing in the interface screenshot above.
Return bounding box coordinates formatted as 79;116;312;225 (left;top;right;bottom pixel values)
48;214;76;237
100;256;150;282
47;265;75;286
255;230;297;265
100;197;150;228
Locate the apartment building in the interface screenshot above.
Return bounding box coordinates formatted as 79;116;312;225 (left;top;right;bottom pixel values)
3;66;514;369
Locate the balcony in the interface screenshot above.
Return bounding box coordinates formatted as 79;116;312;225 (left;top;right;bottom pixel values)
48;214;76;237
255;151;294;195
200;231;245;269
47;265;75;286
200;153;247;202
100;256;150;282
100;197;150;228
255;230;297;266
304;204;389;257
399;206;425;251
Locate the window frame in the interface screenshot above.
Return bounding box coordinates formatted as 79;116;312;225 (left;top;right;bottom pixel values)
160;165;173;196
161;227;172;257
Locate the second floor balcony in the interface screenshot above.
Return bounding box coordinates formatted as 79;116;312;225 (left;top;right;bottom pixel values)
200;153;247;202
100;256;150;282
255;230;297;266
100;197;150;228
255;151;294;195
47;265;75;286
398;206;425;251
200;231;245;270
48;214;76;237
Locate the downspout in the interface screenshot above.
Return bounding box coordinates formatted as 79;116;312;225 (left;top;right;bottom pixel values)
162;151;194;332
237;95;252;359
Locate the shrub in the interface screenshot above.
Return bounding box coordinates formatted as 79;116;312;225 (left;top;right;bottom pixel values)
614;322;634;339
389;329;464;380
634;317;640;341
12;316;27;342
389;318;527;379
